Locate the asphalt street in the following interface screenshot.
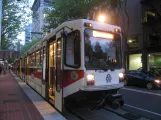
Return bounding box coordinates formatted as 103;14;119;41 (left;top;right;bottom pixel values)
120;86;161;120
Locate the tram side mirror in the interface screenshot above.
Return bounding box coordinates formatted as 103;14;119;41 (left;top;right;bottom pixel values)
61;31;68;38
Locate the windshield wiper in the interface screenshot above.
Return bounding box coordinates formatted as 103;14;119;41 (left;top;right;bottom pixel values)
101;61;116;72
102;66;108;71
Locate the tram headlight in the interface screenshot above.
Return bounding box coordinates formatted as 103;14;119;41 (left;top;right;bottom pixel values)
119;73;124;78
86;74;95;81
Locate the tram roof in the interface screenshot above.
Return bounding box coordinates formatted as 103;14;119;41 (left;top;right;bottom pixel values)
25;19;121;55
45;19;121;40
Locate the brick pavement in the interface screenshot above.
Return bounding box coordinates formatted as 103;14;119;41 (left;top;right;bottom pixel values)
0;72;44;120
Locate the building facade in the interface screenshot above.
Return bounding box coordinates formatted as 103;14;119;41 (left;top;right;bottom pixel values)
124;0;161;73
31;0;53;39
25;24;32;44
141;0;161;72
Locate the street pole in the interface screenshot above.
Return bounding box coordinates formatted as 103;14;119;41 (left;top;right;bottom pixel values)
0;0;2;50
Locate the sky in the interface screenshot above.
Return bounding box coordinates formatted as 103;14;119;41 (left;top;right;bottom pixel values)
17;0;34;45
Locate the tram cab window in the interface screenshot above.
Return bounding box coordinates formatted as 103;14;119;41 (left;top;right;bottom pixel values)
65;30;81;68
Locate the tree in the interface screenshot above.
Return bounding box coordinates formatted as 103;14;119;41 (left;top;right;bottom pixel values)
44;0;129;69
1;0;30;50
20;39;39;56
43;0;90;32
44;0;128;31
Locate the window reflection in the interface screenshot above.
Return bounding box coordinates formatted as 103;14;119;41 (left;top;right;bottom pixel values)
85;29;121;70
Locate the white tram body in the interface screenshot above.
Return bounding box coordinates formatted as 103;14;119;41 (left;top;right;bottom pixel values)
61;20;124;95
15;19;125;112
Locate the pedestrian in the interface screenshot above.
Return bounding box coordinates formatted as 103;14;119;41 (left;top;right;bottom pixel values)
3;65;6;75
0;64;2;75
9;66;11;72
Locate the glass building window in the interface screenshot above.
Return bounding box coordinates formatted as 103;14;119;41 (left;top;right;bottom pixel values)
127;36;139;48
129;54;142;70
148;33;160;46
32;0;40;12
148;53;161;76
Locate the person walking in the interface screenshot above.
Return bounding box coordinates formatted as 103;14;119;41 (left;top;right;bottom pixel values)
0;64;2;75
3;65;6;75
8;65;11;72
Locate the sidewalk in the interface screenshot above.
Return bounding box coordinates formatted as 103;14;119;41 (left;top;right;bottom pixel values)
0;72;44;120
0;72;66;120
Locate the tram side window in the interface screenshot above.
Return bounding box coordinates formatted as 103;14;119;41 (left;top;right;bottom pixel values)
30;53;35;66
24;58;26;66
65;30;81;68
36;51;40;66
40;49;43;66
29;55;32;66
21;59;23;67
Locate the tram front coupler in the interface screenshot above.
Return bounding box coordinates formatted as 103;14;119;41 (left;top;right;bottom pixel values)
106;93;124;109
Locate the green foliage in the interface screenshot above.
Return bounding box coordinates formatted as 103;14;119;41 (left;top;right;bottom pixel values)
44;0;121;32
20;39;39;56
8;57;16;64
44;0;89;32
43;0;130;44
1;0;30;50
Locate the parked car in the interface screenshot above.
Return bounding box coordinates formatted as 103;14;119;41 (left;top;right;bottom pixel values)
124;70;161;89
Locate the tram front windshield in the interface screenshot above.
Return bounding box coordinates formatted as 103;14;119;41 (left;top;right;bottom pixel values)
84;29;122;70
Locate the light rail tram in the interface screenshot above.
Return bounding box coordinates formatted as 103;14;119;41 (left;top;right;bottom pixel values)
13;19;125;112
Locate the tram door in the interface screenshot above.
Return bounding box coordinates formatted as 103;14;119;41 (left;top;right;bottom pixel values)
48;41;56;104
48;34;63;112
55;33;63;112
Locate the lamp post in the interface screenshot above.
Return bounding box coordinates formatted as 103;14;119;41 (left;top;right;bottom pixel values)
98;14;106;23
